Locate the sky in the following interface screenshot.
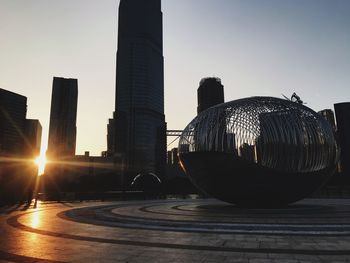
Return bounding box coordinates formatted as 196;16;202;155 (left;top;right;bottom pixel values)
0;0;349;156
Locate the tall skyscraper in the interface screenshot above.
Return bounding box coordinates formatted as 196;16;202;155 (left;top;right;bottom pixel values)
47;77;78;159
334;102;350;175
109;0;166;180
0;88;27;156
197;77;224;114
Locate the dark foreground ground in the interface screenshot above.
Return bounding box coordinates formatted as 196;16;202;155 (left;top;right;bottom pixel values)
1;198;350;263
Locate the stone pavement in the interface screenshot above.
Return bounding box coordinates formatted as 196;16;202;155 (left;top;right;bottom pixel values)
1;198;350;262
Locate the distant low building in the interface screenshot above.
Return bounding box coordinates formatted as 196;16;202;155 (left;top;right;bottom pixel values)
67;154;123;179
42;154;125;194
24;119;42;158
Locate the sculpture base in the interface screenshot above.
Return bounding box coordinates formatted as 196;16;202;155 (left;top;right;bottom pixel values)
180;152;335;208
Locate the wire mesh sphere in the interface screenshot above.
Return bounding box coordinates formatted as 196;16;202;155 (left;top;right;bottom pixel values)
179;97;338;207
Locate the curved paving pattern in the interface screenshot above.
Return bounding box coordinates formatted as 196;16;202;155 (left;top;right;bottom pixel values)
1;199;350;262
62;200;350;236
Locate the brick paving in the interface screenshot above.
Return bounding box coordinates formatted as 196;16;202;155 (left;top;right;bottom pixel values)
1;199;350;262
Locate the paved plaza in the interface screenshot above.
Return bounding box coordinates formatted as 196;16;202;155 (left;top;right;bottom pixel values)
1;198;350;262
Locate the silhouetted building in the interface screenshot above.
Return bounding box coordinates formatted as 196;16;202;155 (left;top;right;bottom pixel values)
0;89;42;158
47;77;78;159
0;88;27;156
62;155;123;181
197;77;224;114
109;0;166;182
0;88;40;204
319;109;336;131
24;119;42;158
334;103;350;175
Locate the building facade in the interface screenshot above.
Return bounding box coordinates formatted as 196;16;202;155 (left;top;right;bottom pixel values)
0;88;27;156
0;88;40;204
109;0;166;182
334;103;350;175
47;77;78;159
24;119;42;158
319;109;336;131
197;77;224;114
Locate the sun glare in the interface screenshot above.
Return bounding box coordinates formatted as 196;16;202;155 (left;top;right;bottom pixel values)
35;155;47;176
31;211;41;228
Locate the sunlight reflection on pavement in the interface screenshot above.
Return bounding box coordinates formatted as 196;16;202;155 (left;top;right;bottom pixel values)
1;199;350;263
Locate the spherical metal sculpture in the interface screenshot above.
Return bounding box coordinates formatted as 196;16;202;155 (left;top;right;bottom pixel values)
178;97;338;207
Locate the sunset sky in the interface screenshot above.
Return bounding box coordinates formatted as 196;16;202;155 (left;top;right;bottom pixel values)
0;0;349;156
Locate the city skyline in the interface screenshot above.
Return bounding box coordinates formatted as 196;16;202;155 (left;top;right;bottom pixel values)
0;0;349;156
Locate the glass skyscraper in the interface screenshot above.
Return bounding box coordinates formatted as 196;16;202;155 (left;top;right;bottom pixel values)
109;0;166;180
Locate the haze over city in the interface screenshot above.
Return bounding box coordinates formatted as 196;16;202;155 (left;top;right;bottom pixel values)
0;0;349;156
2;1;350;262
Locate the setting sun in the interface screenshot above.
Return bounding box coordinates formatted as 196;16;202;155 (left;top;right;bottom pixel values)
35;155;47;176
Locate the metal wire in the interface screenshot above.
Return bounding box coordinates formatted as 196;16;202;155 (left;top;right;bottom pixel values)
179;97;337;173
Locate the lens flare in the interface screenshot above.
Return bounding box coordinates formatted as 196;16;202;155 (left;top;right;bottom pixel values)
35;155;46;176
